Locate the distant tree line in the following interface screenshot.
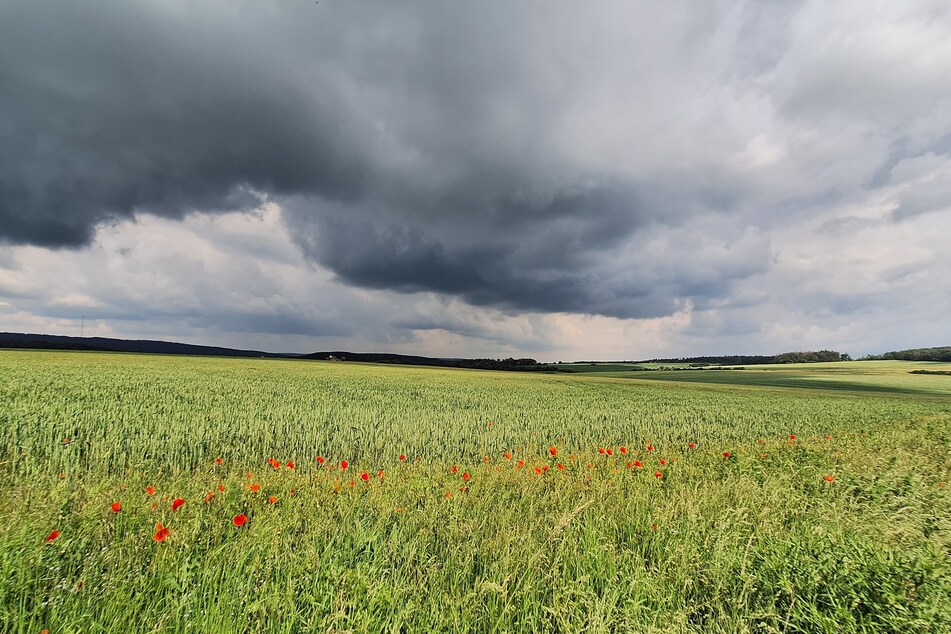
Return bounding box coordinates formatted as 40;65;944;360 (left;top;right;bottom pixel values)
305;351;550;371
862;346;951;362
638;350;850;365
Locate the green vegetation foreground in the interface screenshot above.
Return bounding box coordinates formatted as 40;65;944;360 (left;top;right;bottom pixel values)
1;351;949;633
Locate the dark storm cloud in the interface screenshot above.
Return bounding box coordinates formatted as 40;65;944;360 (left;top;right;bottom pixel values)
0;0;370;246
10;0;943;325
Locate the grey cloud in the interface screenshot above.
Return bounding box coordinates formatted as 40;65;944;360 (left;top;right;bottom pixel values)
3;0;950;326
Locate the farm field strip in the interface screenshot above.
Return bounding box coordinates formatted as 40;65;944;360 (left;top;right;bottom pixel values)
1;351;949;633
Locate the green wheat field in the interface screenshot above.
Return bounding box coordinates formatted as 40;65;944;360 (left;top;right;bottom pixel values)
1;350;949;633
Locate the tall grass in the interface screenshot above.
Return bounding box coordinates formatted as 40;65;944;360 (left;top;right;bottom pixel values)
0;350;949;632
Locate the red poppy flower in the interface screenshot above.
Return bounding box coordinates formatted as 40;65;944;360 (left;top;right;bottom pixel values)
316;456;325;464
171;498;185;511
517;460;525;468
111;501;121;513
250;483;260;492
504;452;512;460
203;491;215;504
246;472;254;479
654;471;663;478
45;530;60;543
377;470;385;479
557;463;565;470
619;446;627;455
361;472;370;482
606;448;614;456
549;447;557;457
487;421;492;427
233;514;248;527
271;460;281;470
598;447;606;455
340;460;348;470
626;462;633;469
534;466;542;474
789;434;796;440
59;472;66;479
268;496;278;504
153;523;169;542
399;454;406;461
633;460;642;468
287;460;295;469
659;459;667;466
215;458;222;464
450;465;459;474
218;485;225;492
758;439;765;444
444;491;452;499
145;485;155;495
483;455;490;463
462;472;470;481
722;452;731;458
688;442;696;449
63;438;71;445
823;475;835;482
824;435;832;440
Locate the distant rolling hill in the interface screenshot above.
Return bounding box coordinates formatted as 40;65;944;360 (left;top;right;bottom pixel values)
0;332;291;358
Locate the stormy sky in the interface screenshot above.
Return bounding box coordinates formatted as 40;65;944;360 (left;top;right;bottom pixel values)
2;0;950;360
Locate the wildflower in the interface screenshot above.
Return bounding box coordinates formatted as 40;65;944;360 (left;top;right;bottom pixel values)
789;434;797;440
633;460;642;468
483;455;490;463
268;496;278;504
203;491;215;504
111;501;121;513
215;458;222;465
688;442;696;449
557;463;565;470
606;448;614;456
598;447;606;455
722;452;731;458
626;462;633;469
542;465;549;471
316;456;325;465
517;460;525;468
654;471;663;478
758;439;765;444
377;470;385;479
534;467;542;474
340;460;348;470
271;459;281;470
549;447;557;457
444;492;452;499
145;485;156;496
246;472;254;479
824;435;832;441
361;472;370;482
63;438;71;445
619;446;627;455
153;523;169;542
399;454;406;461
647;445;655;451
171;498;185;511
451;465;459;474
45;530;60;543
233;514;248;527
487;421;492;427
504;452;512;460
287;460;295;469
659;459;667;466
250;483;260;492
823;475;835;482
461;472;470;482
218;485;225;492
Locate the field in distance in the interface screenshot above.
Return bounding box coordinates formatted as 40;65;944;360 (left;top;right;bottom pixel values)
1;350;949;633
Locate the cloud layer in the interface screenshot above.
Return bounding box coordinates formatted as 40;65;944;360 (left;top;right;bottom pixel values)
2;0;950;357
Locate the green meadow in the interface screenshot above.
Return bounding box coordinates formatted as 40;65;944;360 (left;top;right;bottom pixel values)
0;350;949;633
